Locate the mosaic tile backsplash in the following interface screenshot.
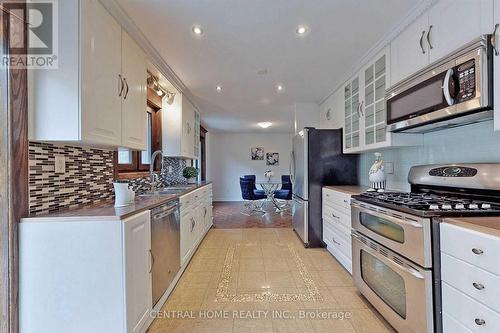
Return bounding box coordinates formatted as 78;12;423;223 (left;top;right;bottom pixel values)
29;141;115;215
29;142;190;215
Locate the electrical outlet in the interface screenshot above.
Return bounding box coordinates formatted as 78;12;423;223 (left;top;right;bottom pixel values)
54;155;66;174
167;166;173;173
385;162;394;174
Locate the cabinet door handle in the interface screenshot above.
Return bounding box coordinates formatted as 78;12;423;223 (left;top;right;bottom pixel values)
204;207;207;217
359;101;364;117
123;77;129;100
475;318;486;326
492;23;499;56
331;213;340;220
472;282;485;290
472;248;484;255
419;30;426;54
426;25;433;50
118;74;124;97
149;249;154;273
332;236;341;246
190;217;196;232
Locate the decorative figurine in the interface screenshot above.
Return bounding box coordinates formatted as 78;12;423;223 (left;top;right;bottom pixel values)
368;152;386;192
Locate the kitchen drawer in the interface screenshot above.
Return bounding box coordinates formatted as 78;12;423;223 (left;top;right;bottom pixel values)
322;188;351;213
324;240;352;274
323;215;350;243
443;312;473;333
442;282;500;333
323;223;351;260
441;252;500;313
441;223;500;276
322;205;351;230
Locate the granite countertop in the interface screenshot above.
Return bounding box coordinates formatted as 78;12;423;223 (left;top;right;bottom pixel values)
323;185;370;196
22;182;212;222
443;216;500;238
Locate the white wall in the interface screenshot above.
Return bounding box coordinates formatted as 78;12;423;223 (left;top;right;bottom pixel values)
208;132;293;201
294;102;319;135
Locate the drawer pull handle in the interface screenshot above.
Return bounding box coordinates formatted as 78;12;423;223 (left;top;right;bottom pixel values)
472;282;485;290
472;248;484;255
331;213;340;219
343;199;349;204
475;318;486;326
332;237;341;246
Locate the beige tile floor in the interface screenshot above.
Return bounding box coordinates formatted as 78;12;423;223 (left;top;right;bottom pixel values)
148;228;396;333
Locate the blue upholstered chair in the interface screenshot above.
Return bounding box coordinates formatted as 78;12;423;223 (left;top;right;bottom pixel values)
243;175;265;196
274;175;292;200
273;175;292;213
240;178;266;215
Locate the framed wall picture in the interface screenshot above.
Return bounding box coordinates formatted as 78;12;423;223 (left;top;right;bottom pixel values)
251;147;264;160
266;153;279;166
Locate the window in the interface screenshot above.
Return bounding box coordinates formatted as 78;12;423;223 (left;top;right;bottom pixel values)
115;102;162;176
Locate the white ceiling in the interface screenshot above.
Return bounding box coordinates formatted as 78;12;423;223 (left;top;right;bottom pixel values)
117;0;421;133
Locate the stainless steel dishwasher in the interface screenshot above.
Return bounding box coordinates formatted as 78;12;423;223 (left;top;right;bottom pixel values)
151;199;180;306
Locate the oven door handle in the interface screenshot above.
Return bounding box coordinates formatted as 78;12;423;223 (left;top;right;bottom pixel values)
443;68;455;106
352;233;425;280
352;202;424;229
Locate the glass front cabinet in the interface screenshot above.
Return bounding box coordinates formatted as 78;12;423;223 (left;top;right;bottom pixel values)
343;47;422;154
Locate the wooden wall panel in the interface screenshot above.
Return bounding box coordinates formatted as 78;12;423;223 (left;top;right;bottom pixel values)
0;2;28;332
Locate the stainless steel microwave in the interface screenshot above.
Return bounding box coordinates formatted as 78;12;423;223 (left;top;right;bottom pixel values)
386;35;493;133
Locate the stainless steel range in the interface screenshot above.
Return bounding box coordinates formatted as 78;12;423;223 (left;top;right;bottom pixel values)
350;163;500;333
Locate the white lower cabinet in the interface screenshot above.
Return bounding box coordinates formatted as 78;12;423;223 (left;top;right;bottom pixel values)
322;187;353;273
123;212;152;333
179;184;213;266
19;211;152;333
440;222;500;333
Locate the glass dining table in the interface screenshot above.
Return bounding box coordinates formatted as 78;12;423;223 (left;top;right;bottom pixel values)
255;180;286;212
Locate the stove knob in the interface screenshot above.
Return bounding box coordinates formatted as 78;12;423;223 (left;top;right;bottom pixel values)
468;203;479;209
455;204;465;210
429;204;440;210
481;203;491;209
442;204;452;210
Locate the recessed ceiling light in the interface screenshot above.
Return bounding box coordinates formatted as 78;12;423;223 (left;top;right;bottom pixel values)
258;122;272;129
277;84;284;92
192;25;203;35
216;85;222;92
296;25;308;36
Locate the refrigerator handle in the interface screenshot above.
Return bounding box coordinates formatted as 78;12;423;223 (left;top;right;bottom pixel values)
289;151;295;185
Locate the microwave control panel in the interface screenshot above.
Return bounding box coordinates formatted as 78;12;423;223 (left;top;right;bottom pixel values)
455;60;476;103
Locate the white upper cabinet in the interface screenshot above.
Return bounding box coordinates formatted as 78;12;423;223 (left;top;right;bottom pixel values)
29;0;147;150
121;32;148;150
428;0;493;63
343;48;422;154
80;0;122;146
390;0;494;86
319;89;343;129
164;94;200;159
494;1;500;131
390;14;429;86
343;74;362;152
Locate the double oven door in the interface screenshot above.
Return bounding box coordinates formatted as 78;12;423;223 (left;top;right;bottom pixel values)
351;200;435;333
351;201;432;268
352;233;434;333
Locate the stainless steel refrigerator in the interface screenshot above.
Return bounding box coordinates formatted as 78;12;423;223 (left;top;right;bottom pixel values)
291;128;358;247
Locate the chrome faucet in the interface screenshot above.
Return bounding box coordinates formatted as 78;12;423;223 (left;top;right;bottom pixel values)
150;150;163;189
